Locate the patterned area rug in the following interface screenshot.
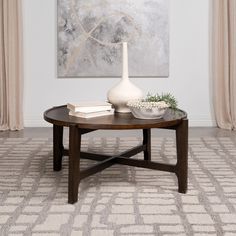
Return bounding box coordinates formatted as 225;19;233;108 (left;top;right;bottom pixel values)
0;137;236;236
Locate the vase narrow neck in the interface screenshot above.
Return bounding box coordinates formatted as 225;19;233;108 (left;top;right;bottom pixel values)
122;42;129;80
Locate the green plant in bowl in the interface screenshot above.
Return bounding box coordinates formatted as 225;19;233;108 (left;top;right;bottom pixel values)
127;93;178;119
144;93;178;109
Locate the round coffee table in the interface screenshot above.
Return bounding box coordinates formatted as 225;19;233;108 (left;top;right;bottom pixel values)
44;105;188;204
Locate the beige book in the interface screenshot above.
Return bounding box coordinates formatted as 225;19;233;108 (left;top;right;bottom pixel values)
69;109;114;118
67;101;112;113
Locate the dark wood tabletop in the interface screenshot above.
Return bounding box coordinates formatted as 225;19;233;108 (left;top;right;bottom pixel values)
44;105;187;130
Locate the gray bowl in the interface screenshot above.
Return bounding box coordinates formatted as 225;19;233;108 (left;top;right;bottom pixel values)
129;106;168;119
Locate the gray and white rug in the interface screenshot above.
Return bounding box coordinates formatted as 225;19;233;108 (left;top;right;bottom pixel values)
0;136;236;236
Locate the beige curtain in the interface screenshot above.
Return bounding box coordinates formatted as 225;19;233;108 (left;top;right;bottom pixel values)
0;0;23;131
212;0;236;130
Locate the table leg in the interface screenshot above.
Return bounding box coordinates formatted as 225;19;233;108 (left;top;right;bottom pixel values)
53;124;64;171
68;125;81;204
143;129;151;161
175;119;188;193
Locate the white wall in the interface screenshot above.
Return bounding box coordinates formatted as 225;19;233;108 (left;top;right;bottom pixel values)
23;0;214;127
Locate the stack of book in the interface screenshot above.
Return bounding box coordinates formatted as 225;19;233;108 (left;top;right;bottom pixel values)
67;101;114;118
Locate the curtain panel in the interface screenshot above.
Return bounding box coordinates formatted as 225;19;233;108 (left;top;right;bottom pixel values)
212;0;236;129
0;0;23;130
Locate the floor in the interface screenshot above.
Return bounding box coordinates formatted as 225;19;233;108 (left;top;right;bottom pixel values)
0;127;236;139
1;128;236;235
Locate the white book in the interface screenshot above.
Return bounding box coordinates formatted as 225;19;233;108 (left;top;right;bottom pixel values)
67;101;112;113
69;109;114;118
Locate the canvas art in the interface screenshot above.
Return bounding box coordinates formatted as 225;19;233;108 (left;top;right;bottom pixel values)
57;0;169;77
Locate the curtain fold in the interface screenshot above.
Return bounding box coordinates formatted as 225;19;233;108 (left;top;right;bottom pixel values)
0;0;23;131
212;0;236;129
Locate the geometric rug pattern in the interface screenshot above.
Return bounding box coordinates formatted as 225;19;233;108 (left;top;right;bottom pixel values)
0;136;236;236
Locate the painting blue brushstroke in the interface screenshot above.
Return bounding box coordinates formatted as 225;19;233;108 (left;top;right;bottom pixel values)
57;0;169;77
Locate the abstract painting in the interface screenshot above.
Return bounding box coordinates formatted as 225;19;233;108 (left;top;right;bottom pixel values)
57;0;169;77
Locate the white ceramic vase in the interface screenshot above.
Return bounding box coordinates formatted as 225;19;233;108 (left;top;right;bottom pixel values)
107;42;143;113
